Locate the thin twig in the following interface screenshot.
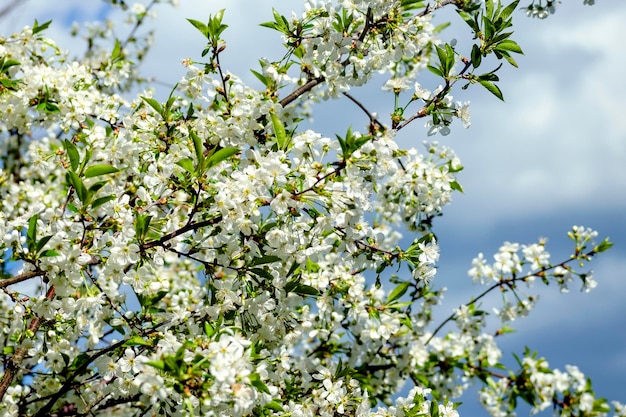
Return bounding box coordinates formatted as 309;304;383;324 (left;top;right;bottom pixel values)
342;92;385;132
418;0;459;17
395;59;472;131
279;76;325;108
140;215;223;251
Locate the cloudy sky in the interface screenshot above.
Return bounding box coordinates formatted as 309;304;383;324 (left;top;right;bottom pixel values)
2;0;625;415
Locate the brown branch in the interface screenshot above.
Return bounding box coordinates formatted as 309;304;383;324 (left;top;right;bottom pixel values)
0;269;46;289
0;285;55;401
342;92;386;133
279;76;325;108
139;215;223;251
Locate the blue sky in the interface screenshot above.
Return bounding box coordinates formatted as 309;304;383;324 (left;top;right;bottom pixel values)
2;0;625;414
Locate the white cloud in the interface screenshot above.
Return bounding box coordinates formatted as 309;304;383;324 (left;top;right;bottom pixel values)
438;5;626;229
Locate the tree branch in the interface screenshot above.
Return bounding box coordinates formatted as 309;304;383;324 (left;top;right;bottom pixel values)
0;269;46;289
279;76;325;108
139;215;223;251
0;285;55;401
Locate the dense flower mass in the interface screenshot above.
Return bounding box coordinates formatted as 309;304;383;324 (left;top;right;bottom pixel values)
0;0;618;416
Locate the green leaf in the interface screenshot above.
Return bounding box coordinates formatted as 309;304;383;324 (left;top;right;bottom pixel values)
190;130;205;170
260;9;289;34
290;283;319;296
450;180;464;193
482;16;496;40
250;255;282;266
0;59;20;72
457;10;479;32
502;53;519;68
63;140;80;172
123;335;152;347
91;195;116;209
176;158;195;174
250;268;274;281
270;111;288;150
445;43;455;75
37;100;59;114
387;281;410;303
146;359;166;371
471;44;482;68
111;39;123;62
263;400;285;412
88;180;108;195
206;147;239;169
141;96;162;116
387;301;413;310
68;171;89;204
427;65;443;77
250;373;271;394
594;238;613;253
134;214;152;241
435;45;450;76
33;19;52;35
499;0;520;21
484;0;495;19
495;40;523;54
187;18;209;38
27;215;38;248
70;352;91;371
208;9;228;41
84;164;119;178
479;80;504;101
250;69;267;86
35;235;53;254
204;321;215;338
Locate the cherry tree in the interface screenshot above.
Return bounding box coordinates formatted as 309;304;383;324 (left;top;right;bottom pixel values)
0;0;619;416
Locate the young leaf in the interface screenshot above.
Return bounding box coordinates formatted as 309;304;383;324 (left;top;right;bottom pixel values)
387;281;410;303
141;96;162;116
250;69;268;87
250;373;271;394
427;65;443;77
63;140;80;172
111;38;123;63
250;255;282;266
187;18;209;38
208;9;228;42
91;195;116;209
206;147;239;169
499;0;521;21
84;164;119;178
270;111;288;150
495;40;523;54
479;80;504;101
27;214;38;249
33;19;52;35
190;130;205;170
35;235;53;254
471;44;482;68
176;158;195;174
123;335;153;347
67;171;89;204
450;180;464;193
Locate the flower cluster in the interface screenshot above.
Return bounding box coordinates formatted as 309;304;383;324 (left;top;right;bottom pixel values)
0;0;616;416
